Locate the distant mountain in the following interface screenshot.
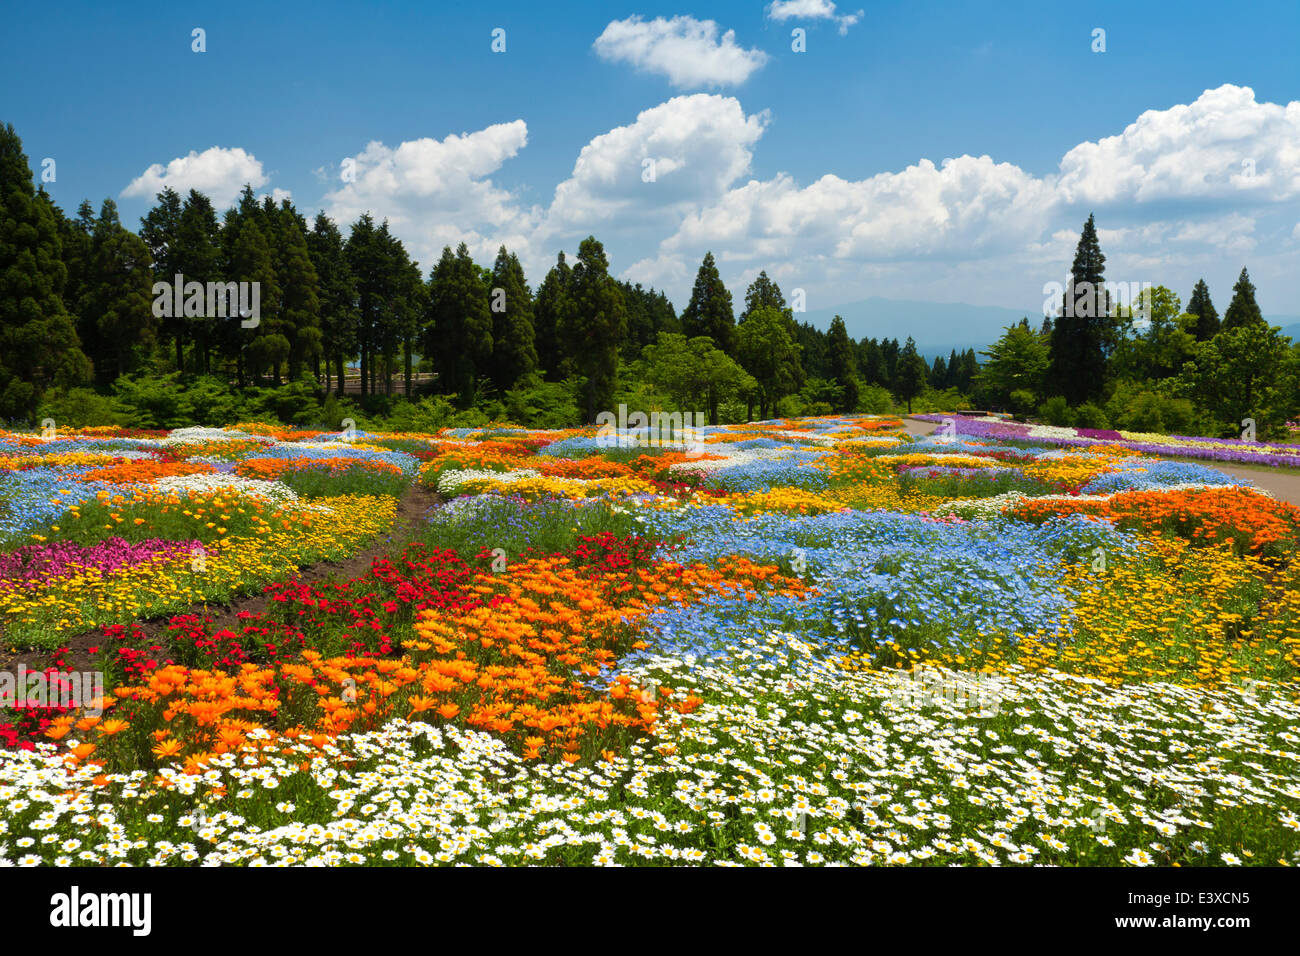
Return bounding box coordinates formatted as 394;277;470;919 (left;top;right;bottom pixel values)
796;296;1038;359
797;297;1300;359
1273;319;1300;341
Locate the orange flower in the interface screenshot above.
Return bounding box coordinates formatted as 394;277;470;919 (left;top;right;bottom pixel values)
436;703;461;720
152;739;183;759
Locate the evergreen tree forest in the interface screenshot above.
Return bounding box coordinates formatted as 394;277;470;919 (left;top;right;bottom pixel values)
1;123;1293;438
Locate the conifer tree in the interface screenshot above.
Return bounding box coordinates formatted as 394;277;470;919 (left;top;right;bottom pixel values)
1047;213;1110;403
1186;278;1220;341
80;199;156;383
563;236;626;421
1221;267;1264;332
307;213;358;395
533;251;574;378
488;246;538;391
826;315;859;412
680;251;735;353
0;123;92;419
427;242;492;401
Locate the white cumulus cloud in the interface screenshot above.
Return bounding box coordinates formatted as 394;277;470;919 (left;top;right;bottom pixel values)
1056;84;1300;205
321;121;538;269
593;15;768;88
121;146;268;208
766;1;864;35
546;94;768;231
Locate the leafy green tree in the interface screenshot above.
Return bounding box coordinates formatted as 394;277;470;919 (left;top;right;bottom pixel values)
562;237;626;422
1047;213;1111;403
1112;286;1197;382
488;246;538;392
0;123;92;420
640;332;755;424
1186;278;1219;341
1177;322;1297;438
977;322;1048;412
894;337;930;413
1221;267;1264;332
735;305;802;420
679;251;735;353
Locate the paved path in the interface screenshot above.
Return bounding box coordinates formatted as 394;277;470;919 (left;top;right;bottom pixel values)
899;415;1300;505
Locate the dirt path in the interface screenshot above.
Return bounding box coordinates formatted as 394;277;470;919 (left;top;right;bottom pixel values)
903;415;1300;504
0;484;442;676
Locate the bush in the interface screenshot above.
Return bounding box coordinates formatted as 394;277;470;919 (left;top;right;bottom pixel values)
1008;389;1038;417
503;377;582;428
857;384;894;415
1073;403;1110;429
35;388;129;428
1106;384;1197;435
1037;395;1072;427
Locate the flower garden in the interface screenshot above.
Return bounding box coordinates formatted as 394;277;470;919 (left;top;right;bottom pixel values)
0;416;1297;867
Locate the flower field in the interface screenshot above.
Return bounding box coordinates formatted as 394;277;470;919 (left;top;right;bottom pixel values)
0;416;1298;867
914;413;1300;468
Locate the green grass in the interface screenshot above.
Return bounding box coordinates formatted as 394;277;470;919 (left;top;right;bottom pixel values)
273;465;409;499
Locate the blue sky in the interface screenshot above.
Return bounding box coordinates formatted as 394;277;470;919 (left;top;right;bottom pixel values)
3;0;1299;320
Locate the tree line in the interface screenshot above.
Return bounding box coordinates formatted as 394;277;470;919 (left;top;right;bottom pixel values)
1;121;980;427
977;212;1296;438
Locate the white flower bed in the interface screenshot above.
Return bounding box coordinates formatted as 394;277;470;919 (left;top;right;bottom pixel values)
1026;425;1082;440
435;468;543;496
159;426;265;444
666;447;793;473
153;472;300;502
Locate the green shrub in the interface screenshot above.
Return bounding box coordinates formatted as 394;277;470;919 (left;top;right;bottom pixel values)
1037;395;1072;426
36;388;129;428
857;384;894;415
1073;402;1110;429
1008;389;1038;417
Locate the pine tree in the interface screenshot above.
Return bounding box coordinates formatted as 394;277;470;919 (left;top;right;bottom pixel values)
1047;213;1110;404
740;270;787;323
227;219;280;384
680;251;735;353
427;242;492;402
488;246;538;391
895;337;930;413
826;315;859;412
0;123;92;420
139;187;186;370
930;355;947;390
307;213;358;395
1221;267;1264;332
1186;278;1220;341
175;190;222;374
80;199;156;383
563;236;626;422
274;205;322;383
533;252;574;379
